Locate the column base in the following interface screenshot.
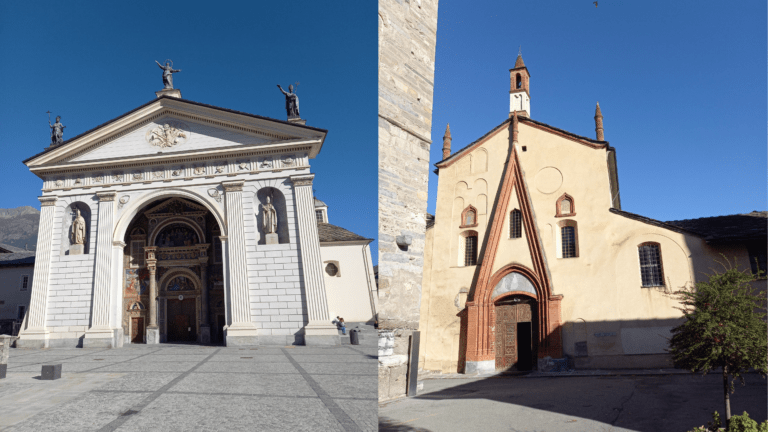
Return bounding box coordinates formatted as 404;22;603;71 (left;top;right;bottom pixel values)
464;360;495;374
199;325;211;344
16;328;49;349
304;321;340;346
83;327;122;348
224;323;259;347
146;327;160;345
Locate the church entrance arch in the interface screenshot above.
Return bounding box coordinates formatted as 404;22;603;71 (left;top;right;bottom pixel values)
494;295;538;371
120;195;225;345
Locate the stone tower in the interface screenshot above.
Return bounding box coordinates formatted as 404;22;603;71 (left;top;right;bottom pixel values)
509;53;531;117
378;0;440;401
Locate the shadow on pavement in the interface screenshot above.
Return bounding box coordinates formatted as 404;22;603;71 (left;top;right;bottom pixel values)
380;372;767;432
379;417;435;432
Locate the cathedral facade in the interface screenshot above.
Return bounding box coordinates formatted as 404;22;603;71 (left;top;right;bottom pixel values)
419;55;766;374
17;90;343;348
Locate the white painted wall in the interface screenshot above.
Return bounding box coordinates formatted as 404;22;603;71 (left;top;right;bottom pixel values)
320;243;376;323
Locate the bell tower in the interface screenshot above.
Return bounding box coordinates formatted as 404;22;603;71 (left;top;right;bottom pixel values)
509;51;530;118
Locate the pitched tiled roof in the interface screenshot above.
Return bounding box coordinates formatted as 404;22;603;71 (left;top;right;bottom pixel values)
665;211;767;242
317;223;372;243
24;96;327;164
609;208;700;236
314;198;327;208
0;251;35;266
0;243;26;253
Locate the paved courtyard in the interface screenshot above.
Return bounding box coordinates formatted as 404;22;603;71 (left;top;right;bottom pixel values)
1;331;377;431
379;372;767;432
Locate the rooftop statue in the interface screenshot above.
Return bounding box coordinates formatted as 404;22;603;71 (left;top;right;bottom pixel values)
48;114;66;146
277;84;300;118
155;60;181;90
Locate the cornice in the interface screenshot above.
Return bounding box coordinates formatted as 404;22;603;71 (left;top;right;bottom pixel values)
290;173;315;186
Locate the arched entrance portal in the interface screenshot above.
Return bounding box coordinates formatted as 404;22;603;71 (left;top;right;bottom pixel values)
121;197;225;345
494;295;538;371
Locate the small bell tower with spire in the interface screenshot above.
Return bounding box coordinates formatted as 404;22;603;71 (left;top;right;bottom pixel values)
442;123;452;159
509;48;531;118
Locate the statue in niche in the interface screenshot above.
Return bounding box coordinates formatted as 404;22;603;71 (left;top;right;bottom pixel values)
155;60;181;90
49;115;66;146
262;196;278;234
262;195;279;245
277;84;300;118
69;208;87;255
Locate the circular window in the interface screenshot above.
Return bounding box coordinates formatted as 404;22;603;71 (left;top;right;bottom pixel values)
325;263;338;277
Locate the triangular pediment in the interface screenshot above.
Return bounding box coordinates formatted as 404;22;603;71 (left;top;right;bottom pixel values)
25;97;326;170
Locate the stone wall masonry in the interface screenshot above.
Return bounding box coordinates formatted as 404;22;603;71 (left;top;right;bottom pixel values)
378;0;440;402
46;195;98;331
243;180;306;339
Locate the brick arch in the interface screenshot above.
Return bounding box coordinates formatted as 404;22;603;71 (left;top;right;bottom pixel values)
460;205;478;228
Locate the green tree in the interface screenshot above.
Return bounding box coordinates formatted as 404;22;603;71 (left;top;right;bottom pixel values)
669;258;767;429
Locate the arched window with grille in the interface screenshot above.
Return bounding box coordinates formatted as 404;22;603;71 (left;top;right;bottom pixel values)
557;220;579;259
638;243;664;287
459;230;479;266
510;209;522;239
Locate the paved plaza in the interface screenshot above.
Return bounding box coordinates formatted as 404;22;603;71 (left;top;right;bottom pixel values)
1;329;377;431
379;372;767;432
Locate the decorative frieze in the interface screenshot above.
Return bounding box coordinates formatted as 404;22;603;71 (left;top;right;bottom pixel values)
42;152;307;191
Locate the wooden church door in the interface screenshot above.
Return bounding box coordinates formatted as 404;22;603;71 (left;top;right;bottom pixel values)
495;300;537;371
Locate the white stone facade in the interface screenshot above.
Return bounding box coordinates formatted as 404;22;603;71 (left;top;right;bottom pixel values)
18;95;339;348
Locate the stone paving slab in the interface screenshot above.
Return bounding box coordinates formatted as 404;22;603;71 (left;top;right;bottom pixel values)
0;373;133;430
3;342;377;432
113;393;347;432
195;360;299;374
170;372;317;397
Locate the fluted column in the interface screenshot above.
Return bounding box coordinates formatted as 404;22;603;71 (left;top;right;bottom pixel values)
290;174;338;343
84;191;118;347
222;181;258;346
17;197;58;348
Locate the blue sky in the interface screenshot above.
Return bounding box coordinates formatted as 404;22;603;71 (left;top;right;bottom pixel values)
0;1;377;259
428;1;766;221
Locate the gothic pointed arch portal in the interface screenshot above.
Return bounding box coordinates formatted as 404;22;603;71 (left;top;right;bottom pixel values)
463;116;563;373
121;195;226;345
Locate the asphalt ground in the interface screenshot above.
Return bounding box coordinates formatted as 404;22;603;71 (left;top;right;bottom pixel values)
379;371;767;432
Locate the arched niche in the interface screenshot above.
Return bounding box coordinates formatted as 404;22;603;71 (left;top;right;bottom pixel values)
60;201;92;255
255;187;290;244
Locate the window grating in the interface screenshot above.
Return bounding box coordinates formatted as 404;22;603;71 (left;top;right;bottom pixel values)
464;234;478;266
638;244;664;286
315;210;324;224
20;275;29;291
561;226;576;258
510;210;522;238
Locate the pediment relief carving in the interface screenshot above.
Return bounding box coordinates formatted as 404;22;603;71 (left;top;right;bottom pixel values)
145;197;207;217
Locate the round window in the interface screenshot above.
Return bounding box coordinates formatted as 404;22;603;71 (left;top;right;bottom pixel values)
325;263;338;277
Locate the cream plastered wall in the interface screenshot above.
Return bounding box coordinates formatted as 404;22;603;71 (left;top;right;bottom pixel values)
419;121;757;373
320;242;376;323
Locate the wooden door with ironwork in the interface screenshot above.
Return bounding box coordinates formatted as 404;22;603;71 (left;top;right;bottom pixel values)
494;300;536;370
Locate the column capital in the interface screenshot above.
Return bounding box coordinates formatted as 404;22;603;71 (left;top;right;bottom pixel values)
218;235;229;241
289;174;315;187
112;241;126;248
222;181;244;193
39;196;58;206
97;191;117;202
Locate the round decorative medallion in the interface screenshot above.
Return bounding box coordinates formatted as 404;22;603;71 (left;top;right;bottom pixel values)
178;294;184;301
534;167;563;194
145;120;190;148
